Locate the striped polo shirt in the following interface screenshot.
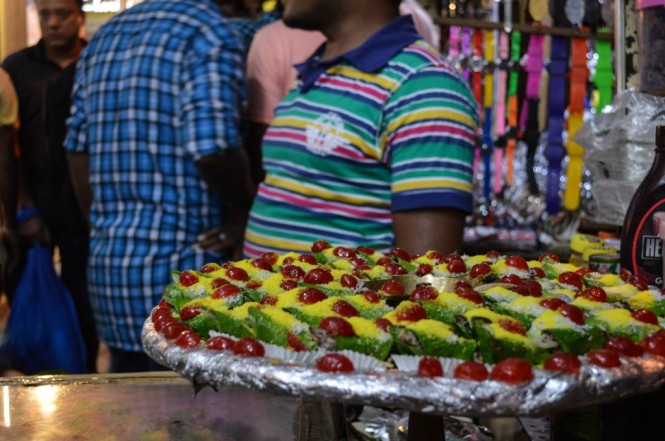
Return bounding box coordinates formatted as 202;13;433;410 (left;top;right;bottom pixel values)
243;15;478;257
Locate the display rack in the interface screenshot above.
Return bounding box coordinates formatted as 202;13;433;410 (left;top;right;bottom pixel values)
434;16;614;41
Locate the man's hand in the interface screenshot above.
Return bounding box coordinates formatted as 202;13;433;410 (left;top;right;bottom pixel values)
18;215;51;246
0;226;20;267
194;209;249;260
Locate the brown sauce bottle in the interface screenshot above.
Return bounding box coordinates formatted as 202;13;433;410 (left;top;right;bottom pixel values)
620;125;665;287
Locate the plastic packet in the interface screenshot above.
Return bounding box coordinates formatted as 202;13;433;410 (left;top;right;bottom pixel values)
576;89;665;226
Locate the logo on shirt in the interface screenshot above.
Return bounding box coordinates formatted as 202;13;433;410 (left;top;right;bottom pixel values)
305;112;346;156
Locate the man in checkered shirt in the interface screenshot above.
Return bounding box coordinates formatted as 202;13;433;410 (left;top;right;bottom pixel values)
65;0;256;372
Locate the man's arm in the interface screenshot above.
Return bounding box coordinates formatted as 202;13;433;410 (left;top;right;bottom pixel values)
393;207;466;256
194;148;257;259
385;55;478;257
0;68;19;230
195;148;256;212
245;121;269;184
66;152;91;228
0;126;17;230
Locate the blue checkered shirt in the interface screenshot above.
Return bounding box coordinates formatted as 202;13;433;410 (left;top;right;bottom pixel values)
227;10;281;53
65;0;246;352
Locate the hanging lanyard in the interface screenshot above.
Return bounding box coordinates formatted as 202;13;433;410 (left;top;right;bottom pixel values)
505;31;521;187
520;33;545;196
528;0;549;23
594;30;614;110
470;28;484;182
448;25;461;63
471;29;484;114
481;28;495;202
545;36;569;215
563;37;588;211
492;0;510;195
519;34;544;129
461;27;473;82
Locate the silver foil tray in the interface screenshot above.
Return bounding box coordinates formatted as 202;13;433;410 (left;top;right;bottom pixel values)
142;317;665;418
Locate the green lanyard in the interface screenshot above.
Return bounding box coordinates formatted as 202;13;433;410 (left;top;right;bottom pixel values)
505;31;521;187
508;32;521;99
594;29;614;110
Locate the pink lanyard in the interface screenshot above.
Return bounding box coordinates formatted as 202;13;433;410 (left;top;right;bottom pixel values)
519;33;545;130
493;31;509;195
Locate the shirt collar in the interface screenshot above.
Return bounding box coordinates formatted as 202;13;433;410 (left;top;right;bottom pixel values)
29;38;88;68
295;15;420;92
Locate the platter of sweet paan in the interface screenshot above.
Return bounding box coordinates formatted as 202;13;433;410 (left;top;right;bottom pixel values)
142;240;665;416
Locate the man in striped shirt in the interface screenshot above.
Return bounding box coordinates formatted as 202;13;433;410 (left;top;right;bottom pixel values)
244;0;478;258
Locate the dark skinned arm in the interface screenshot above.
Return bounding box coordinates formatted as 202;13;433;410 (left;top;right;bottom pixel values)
0;125;24;264
0;125;17;230
245;120;269;185
392;207;466;256
1;126;50;246
66;152;91;229
194;148;257;259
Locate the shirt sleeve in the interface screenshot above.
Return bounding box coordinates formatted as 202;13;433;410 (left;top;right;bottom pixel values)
64;56;88;153
0;68;18;127
383;63;479;214
180;35;246;161
244;25;291;126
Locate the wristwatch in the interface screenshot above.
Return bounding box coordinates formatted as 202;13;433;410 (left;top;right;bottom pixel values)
505;31;521;187
448;25;461;66
461;27;473;81
601;0;614;29
545;37;569;215
481;27;495;201
519;33;545;196
492;31;510;194
549;0;567;26
528;0;549;22
565;0;585;27
584;0;602;31
563;37;589;212
593;30;614;110
471;29;484;114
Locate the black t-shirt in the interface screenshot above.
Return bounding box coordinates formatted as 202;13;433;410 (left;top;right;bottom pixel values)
2;40;86;232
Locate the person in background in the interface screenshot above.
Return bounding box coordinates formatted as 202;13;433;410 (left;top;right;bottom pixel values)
400;0;440;50
0;67;19;283
222;0;282;54
244;0;441;184
0;69;19;355
65;0;256;373
243;0;477;258
1;0;99;373
217;0;255;17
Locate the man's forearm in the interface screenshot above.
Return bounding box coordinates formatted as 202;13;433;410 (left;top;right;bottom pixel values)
66;152;92;227
0;126;18;228
392;208;467;255
245;121;269;185
196;148;257;211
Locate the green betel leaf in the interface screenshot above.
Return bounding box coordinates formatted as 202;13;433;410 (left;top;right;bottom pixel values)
474;323;548;365
544;327;606;355
334;335;393;361
184;313;217;339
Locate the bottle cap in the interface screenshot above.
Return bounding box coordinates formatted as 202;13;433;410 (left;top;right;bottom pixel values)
583;246;617;263
598;230;618;240
602;237;621;251
570;233;601;254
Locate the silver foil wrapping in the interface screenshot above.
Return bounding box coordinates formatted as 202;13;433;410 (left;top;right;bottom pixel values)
142;316;665;418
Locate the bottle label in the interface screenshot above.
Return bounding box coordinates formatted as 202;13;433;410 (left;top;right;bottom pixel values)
630;200;665;287
589;253;620;275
